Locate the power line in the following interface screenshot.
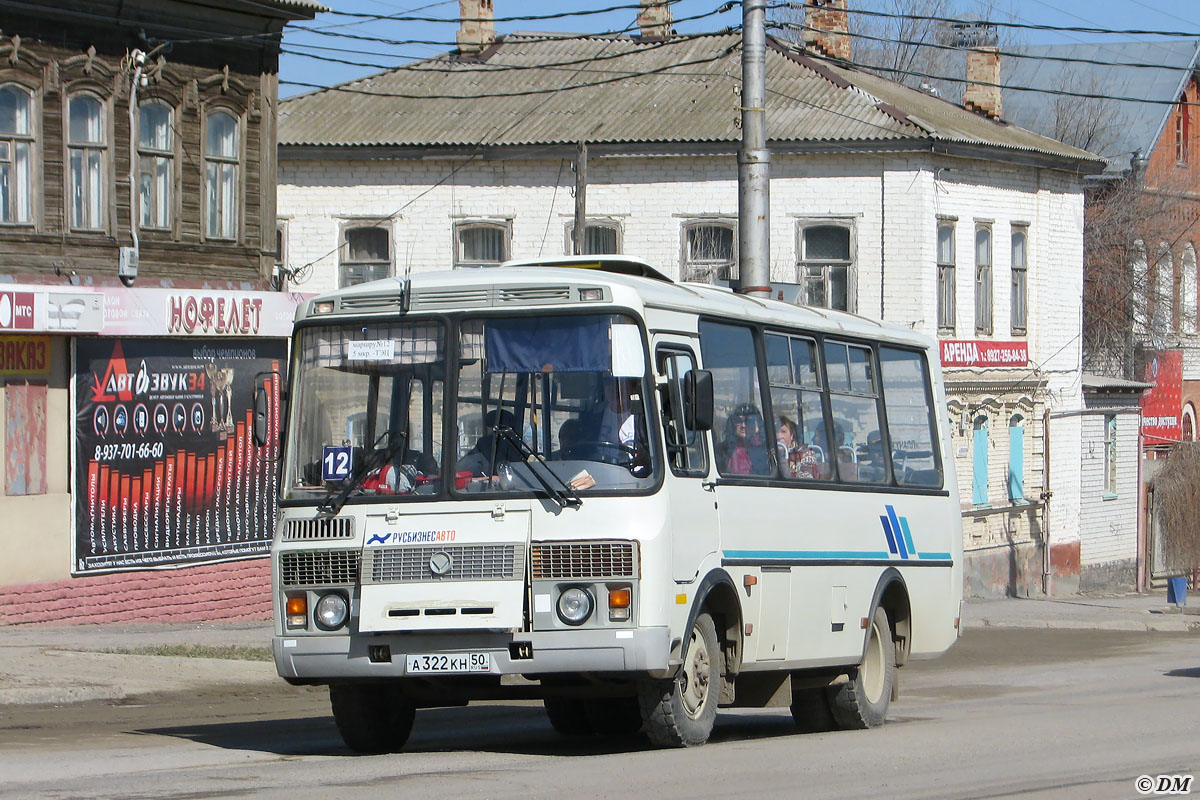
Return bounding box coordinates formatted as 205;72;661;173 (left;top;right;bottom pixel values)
316;0;682;24
281;45;739;100
282;29;730;74
769;20;1200;75
774;1;1200;38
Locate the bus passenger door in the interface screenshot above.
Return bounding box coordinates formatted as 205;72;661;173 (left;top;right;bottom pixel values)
654;341;719;582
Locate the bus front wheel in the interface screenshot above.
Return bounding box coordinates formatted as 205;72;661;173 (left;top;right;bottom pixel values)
828;606;894;729
329;684;415;754
638;612;720;747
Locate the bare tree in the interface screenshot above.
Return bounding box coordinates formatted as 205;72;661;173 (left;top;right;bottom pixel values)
1151;442;1200;588
1083;163;1200;378
770;0;1021;99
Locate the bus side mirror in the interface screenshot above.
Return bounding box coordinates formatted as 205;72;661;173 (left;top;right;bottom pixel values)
684;369;714;431
253;373;273;448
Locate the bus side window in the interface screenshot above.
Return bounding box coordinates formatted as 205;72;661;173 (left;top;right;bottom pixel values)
657;348;708;477
879;347;943;488
765;332;831;481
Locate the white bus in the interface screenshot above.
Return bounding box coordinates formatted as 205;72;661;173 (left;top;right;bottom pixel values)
262;256;962;753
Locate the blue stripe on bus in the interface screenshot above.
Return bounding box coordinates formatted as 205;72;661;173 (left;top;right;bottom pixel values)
723;550;893;560
917;551;953;560
885;505;908;559
879;515;899;555
899;516;917;557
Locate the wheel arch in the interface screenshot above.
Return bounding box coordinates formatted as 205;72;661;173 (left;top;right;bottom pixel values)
866;568;912;667
683;568;743;676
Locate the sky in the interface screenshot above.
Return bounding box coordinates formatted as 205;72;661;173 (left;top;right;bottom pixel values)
278;0;1200;98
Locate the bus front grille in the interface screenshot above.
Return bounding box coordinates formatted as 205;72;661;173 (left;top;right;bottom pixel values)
281;517;354;542
531;541;638;580
363;544;524;583
279;549;361;587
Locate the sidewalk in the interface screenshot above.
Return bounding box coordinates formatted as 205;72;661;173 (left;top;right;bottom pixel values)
0;593;1194;708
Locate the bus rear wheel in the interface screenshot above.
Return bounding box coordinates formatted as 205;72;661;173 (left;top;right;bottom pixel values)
828;606;894;729
638;612;720;748
329;684;415;754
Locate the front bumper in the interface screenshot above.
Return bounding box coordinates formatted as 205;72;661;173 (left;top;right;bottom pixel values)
273;626;671;680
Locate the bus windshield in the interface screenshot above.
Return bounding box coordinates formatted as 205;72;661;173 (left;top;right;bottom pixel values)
283;320;446;502
282;312;657;505
452;313;657;496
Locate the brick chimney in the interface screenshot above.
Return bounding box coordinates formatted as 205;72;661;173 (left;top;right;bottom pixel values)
637;0;674;39
802;0;851;61
457;0;495;55
954;22;1002;119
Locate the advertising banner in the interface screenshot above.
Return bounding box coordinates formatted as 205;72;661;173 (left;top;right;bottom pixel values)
1141;350;1183;444
939;339;1029;368
73;338;284;573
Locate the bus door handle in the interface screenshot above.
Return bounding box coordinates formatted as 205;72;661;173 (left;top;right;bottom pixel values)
701;482;717;492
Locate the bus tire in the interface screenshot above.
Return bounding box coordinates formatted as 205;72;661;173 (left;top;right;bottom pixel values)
789;686;836;732
637;612;720;748
329;684;415;754
543;697;594;736
584;696;643;736
829;606;894;730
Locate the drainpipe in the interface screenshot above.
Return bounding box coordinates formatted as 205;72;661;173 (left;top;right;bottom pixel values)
1041;407;1052;595
122;49;146;287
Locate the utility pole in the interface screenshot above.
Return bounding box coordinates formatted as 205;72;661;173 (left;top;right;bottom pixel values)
738;0;771;297
573;140;588;255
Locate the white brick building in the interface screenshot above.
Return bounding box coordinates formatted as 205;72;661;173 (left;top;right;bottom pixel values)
277;24;1111;595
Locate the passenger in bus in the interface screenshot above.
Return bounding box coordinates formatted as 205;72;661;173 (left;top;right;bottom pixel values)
456;408;521;475
722;404;769;475
776;415;822;479
555;418;580;460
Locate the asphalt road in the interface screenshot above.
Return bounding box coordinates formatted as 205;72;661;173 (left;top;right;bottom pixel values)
1;628;1196;800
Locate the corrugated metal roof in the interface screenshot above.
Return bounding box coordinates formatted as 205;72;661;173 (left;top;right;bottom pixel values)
254;0;329;13
1003;41;1200;177
279;32;1101;169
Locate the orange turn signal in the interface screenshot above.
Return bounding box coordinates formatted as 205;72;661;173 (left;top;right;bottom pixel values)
286;596;307;616
608;587;631;608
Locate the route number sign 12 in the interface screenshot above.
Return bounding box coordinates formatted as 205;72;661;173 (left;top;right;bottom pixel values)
322;446;353;481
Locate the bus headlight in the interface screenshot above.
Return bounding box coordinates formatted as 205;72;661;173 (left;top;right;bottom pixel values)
314;592;349;630
556;587;593;626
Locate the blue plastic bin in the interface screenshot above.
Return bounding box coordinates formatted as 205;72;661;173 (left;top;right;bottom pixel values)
1166;576;1188;606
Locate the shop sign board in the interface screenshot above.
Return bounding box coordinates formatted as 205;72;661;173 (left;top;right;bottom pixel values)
0;335;51;375
73;337;284;573
1141;350;1183;444
940;339;1029;368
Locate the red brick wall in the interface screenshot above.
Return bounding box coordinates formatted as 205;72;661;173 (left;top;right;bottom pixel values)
0;558;270;625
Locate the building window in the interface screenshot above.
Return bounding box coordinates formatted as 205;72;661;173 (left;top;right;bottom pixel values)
975;226;993;335
454;221;509;267
138;102;172;229
1104;414;1118;497
1153;243;1173;336
1177;98;1189;165
204;110;239;240
1011;227;1028;335
682;221;735;283
1008;414;1024;501
799;224;853;311
340;225;391;288
67;93;106;231
1183;404;1196;442
972;414;989;505
566;220;621;255
0;84;34;225
1182;244;1198;335
937;222;955;332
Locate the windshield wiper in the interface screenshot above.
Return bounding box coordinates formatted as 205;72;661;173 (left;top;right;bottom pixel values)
319;428;409;517
490;425;581;510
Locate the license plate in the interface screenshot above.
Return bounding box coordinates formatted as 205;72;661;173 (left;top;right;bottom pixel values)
405;652;492;674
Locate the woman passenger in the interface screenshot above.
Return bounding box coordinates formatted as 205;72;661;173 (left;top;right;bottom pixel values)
777;415;822;479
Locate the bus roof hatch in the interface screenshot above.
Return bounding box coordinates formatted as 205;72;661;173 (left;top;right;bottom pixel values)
499;255;674;283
